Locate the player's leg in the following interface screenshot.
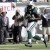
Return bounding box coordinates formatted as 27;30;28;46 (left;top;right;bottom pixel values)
33;35;47;47
25;30;47;47
48;27;50;42
25;22;37;47
42;27;47;47
43;27;47;39
25;30;32;47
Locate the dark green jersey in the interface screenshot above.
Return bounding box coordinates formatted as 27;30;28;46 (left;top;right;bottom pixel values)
32;7;37;14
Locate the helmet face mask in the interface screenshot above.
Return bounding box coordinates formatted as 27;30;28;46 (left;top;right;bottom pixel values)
27;5;32;10
29;1;33;5
29;1;35;9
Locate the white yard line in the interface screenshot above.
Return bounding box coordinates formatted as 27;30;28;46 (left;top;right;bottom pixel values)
0;48;18;49
0;48;50;50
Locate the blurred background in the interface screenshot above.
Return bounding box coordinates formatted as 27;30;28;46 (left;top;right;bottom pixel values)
0;0;50;43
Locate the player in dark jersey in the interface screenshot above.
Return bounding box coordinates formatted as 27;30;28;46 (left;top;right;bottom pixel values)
24;1;47;47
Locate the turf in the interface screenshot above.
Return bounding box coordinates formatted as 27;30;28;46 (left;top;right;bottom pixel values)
0;43;50;50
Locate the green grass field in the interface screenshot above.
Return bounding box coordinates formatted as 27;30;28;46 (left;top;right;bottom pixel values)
0;43;50;50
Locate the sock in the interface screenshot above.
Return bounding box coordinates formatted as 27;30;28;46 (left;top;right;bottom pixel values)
28;39;32;44
27;31;32;39
41;38;44;41
27;31;32;44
